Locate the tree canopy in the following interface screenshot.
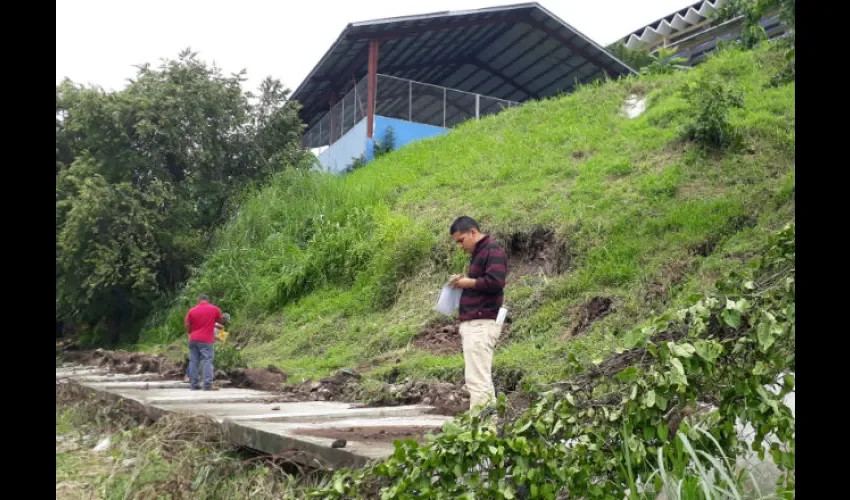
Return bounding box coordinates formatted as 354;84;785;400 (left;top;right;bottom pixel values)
56;49;310;344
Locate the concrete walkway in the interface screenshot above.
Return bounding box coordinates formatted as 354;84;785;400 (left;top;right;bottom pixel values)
56;365;451;468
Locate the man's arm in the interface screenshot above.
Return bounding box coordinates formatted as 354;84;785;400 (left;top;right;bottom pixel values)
451;247;507;291
473;247;507;291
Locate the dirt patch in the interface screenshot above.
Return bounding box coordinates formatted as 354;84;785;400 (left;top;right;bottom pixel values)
500;228;570;279
570;297;614;337
493;368;523;394
415;319;514;355
413;323;461;355
227;368;287;392
283;370;363;402
59;345;291;392
63;348;183;378
366;380;470;416
292;425;441;444
690;238;719;257
644;259;690;305
504;390;535;421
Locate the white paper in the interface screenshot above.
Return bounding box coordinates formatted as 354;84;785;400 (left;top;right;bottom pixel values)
496;307;508;326
435;285;462;315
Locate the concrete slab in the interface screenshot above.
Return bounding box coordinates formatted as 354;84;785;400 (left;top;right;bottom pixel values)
60;371;450;468
151;400;354;422
72;373;166;382
224;419;393;468
56;368;107;378
225;404;440;422
151;401;440;423
86;381;189;390
223;415;450;468
103;387;285;405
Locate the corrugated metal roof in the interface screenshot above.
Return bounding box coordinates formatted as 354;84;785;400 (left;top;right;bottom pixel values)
623;0;727;49
291;2;636;130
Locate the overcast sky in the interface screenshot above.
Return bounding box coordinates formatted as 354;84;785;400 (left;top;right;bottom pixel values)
56;0;689;94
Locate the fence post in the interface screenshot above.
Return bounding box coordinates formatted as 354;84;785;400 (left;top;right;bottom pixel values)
409;80;412;122
475;94;480;120
443;87;446;128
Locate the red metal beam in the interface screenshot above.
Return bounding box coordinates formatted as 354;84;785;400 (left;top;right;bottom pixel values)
366;40;379;139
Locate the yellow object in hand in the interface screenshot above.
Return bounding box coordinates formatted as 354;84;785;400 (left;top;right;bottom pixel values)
215;330;229;343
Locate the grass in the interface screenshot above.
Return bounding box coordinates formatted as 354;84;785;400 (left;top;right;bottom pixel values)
56;392;323;499
140;44;794;387
631;426;783;500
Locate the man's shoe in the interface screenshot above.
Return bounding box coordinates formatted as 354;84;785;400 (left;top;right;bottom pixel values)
203;385;220;391
190;386;201;391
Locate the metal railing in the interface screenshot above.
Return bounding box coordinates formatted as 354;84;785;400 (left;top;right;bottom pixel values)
302;74;519;150
302;76;368;150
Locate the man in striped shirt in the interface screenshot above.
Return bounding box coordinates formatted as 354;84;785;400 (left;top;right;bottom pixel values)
449;216;508;411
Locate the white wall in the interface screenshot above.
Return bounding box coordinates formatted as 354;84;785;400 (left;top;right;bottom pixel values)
317;119;368;174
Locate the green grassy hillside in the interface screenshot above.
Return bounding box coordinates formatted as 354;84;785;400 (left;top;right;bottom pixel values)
141;46;794;388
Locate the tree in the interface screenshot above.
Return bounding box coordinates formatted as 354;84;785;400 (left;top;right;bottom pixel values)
56;49;308;344
714;0;795;84
715;0;795;49
640;47;688;76
605;41;654;73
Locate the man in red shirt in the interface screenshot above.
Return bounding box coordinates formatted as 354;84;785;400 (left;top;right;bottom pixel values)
185;294;223;390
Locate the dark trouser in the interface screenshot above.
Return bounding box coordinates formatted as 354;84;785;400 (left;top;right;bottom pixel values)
188;340;214;388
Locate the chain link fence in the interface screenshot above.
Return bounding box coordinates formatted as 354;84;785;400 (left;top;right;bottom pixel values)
303;74;519;149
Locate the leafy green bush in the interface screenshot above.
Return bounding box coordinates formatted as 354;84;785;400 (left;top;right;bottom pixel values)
641;47;688;76
681;76;744;149
345;126;397;174
215;344;247;372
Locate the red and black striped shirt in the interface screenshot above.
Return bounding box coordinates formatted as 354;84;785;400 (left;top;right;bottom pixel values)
459;234;508;322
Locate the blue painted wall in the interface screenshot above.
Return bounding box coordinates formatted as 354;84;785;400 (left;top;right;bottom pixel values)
366;116;447;161
318;115;448;172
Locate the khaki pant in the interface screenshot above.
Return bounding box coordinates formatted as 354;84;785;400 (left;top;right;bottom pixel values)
459;319;502;410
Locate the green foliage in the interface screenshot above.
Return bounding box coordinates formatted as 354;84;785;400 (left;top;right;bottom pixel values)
716;0;794;49
641;47;688;76
681;75;745;150
715;0;795;85
345;126;397;174
347;154;369;173
215;344;247;372
374;126;397;158
606;42;654;72
309;223;795;499
56;49;307;344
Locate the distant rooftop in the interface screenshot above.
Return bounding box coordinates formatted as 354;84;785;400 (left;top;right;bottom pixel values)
622;0;726;50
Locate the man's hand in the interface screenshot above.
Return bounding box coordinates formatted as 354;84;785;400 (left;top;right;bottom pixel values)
450;274;476;289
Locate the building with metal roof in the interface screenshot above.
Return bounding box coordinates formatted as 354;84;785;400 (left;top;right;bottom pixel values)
620;0;789;66
292;2;635;173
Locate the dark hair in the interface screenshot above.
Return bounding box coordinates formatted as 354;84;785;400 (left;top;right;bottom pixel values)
198;294;210;302
450;216;480;234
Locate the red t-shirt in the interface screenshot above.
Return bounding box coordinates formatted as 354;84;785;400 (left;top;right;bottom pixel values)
186;301;222;343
